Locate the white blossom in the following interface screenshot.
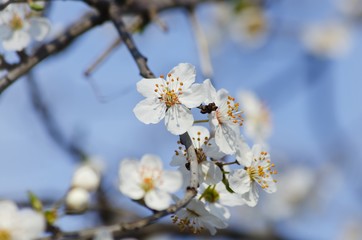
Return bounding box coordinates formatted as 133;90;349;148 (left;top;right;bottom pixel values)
0;3;50;51
171;198;227;235
302;21;352;58
119;154;182;211
170;125;224;185
204;79;243;154
133;63;207;135
65;187;90;212
228;144;277;207
0;200;45;240
238;90;272;145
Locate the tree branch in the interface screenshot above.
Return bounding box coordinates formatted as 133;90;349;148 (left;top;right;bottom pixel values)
0;12;107;94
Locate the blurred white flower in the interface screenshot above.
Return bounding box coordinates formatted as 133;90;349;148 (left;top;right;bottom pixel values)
263;166;314;220
171;198;227;235
65;187;90;212
133;63;206;135
171;125;224;185
337;0;362;19
0;3;50;51
238;90;272;145
230;6;268;48
204;79;243;155
229;144;277;207
0;200;45;240
72;162;101;192
119;154;182;211
302;21;352;58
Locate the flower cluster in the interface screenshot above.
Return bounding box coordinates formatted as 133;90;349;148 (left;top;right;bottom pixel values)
117;63;278;235
0;2;50;51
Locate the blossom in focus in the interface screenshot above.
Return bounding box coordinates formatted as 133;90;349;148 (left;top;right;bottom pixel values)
119;154;182;211
204;79;243;154
228;144;277;207
238;90;272;145
0;3;50;51
302;21;352;58
171;125;224;185
133;63;206;135
171;198;227;235
0;200;45;240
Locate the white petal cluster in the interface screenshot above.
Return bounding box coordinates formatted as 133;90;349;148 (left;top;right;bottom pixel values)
171;126;224;185
171;198;227;235
229;144;277;207
133;63;207;135
0;3;50;51
0;200;45;240
119;154;182;211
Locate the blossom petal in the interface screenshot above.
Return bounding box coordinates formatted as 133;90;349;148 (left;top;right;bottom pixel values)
170;153;186;167
201;161;223;185
133;97;166;124
167;63;195;90
14;209;45;240
203;138;226;160
235;138;252;166
3;30;30;51
0;25;12;40
203;79;217;103
159;170;182;193
140;154;163;170
28;18;50;41
215;124;240;154
145;189;171;210
179;83;206;108
188;125;210;149
119;181;144;200
164;104;193;135
228;169;251;194
136;78;165;98
241;183;259;207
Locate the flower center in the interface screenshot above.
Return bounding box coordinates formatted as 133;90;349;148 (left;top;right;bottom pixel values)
202;187;220;203
245;151;277;189
0;229;11;240
154;75;184;108
141;177;154;192
9;14;24;30
195;148;207;164
171;215;203;234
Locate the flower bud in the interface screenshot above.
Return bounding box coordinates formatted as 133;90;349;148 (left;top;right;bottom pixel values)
72;164;100;191
66;188;90;212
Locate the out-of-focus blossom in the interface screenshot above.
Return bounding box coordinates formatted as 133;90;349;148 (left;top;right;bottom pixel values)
171;198;227;235
119;154;182;211
0;3;50;51
228;144;277;207
238;90;272;145
262;166;315;220
337;0;362;19
204;79;243;155
0;200;45;240
72;162;101;192
65;187;90;212
171;125;224;185
133;63;206;135
302;21;352;58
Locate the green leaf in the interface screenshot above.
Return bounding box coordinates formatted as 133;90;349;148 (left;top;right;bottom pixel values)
28;191;43;212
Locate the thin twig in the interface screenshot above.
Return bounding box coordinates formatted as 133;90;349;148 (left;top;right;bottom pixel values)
188;7;213;78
